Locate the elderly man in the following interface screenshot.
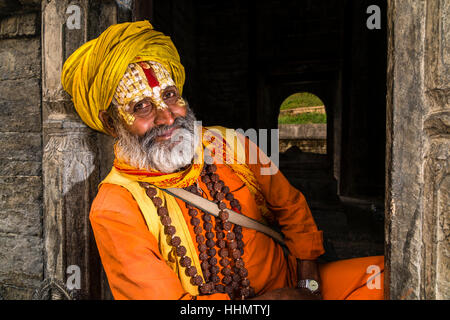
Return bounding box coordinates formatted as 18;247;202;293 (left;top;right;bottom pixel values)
61;21;384;300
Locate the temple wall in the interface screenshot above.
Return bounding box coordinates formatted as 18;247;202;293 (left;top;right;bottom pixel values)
386;0;450;300
0;3;44;299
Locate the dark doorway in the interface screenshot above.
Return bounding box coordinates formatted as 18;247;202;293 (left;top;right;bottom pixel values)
134;0;386;260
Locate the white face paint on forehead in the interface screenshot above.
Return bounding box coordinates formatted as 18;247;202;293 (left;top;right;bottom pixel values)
112;61;176;125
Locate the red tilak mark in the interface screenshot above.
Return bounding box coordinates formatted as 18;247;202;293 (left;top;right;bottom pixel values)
139;62;160;88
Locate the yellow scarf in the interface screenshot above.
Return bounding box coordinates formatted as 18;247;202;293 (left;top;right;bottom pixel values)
102;126;272;295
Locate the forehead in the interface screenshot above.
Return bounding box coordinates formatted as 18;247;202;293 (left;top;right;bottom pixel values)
113;61;176;107
139;61;174;89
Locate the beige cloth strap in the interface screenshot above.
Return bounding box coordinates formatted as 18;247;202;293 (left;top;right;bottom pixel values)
163;187;286;247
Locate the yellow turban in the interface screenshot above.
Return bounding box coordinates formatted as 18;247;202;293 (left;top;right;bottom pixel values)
61;20;185;134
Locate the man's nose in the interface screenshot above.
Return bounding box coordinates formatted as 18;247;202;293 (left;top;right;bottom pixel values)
154;107;175;126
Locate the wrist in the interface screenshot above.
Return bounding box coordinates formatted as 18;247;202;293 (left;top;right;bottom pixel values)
297;259;320;281
297;278;321;295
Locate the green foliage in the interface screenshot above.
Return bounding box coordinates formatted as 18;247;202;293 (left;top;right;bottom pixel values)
278;112;327;124
280;92;324;110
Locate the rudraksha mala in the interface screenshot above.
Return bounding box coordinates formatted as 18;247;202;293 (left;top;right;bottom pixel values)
140;162;254;300
140;182;205;290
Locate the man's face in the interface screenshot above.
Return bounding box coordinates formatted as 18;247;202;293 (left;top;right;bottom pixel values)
124;85;187;138
112;61;188;138
110;61;198;173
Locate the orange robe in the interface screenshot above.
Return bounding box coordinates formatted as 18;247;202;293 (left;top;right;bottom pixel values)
90;141;384;300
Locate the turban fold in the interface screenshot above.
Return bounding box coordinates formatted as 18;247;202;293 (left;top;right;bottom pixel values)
61;20;185;134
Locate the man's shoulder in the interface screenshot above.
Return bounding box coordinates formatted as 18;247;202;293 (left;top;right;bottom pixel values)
90;183;140;218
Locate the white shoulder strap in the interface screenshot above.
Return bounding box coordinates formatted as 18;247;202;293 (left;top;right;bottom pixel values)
162;187;286;247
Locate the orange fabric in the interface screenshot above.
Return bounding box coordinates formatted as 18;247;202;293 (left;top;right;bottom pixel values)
319;256;384;300
90;138;384;300
90;183;228;300
90;165;297;299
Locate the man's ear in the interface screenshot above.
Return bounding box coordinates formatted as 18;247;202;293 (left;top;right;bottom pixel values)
98;110;118;138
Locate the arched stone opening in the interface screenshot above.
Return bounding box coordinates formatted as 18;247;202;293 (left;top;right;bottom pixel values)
278;92;327;155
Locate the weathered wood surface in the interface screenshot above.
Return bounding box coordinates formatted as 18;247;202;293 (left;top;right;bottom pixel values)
386;0;449;300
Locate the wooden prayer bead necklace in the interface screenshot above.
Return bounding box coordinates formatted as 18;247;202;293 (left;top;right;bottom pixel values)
140;183;205;289
199;163;253;299
140;162;254;300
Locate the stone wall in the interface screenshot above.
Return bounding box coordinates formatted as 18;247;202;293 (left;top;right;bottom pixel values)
279;124;327;154
279;124;327;140
386;0;450;300
0;9;43;299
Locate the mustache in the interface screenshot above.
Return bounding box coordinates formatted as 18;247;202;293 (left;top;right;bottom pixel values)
139;111;196;149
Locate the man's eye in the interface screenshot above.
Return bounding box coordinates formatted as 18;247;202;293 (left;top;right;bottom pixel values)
134;102;151;113
164;91;176;99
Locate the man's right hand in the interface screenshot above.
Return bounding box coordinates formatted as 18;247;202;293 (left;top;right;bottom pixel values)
250;287;322;300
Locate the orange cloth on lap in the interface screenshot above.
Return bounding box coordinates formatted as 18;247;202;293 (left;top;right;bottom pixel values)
319;256;384;300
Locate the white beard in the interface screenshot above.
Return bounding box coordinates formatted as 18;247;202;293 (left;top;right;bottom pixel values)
146;127;195;173
114;107;198;173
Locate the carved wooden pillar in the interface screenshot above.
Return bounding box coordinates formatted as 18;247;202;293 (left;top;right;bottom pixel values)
386;0;449;300
422;0;450;300
41;0;132;299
